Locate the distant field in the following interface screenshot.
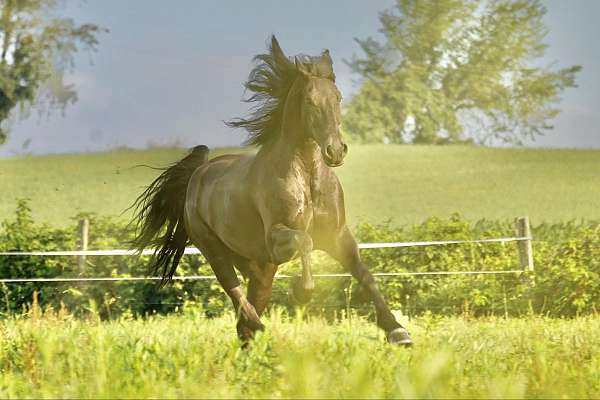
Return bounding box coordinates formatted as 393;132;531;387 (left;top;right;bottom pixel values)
1;145;599;227
1;311;599;398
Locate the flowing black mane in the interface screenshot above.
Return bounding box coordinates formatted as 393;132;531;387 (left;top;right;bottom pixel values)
226;35;335;146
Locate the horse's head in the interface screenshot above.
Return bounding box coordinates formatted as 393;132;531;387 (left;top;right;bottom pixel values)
294;51;347;167
227;36;348;167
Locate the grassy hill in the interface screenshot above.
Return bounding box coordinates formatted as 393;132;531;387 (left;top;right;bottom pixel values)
1;144;599;227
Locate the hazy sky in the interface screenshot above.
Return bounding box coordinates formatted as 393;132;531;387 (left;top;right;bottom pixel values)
1;0;598;156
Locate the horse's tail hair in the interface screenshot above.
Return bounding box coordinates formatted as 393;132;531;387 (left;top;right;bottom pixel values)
129;145;209;285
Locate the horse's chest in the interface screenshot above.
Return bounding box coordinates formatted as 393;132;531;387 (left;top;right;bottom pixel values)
287;182;313;226
286;177;331;229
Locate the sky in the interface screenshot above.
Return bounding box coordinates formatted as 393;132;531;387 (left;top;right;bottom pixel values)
1;0;599;156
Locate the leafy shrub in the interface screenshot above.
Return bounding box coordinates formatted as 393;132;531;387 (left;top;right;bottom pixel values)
0;200;75;314
0;201;599;318
0;200;228;318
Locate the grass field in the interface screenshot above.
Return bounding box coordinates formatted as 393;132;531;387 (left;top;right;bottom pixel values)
1;145;600;227
1;308;599;398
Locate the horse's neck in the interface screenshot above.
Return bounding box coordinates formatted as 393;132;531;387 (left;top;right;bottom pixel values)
254;92;325;185
257;134;321;182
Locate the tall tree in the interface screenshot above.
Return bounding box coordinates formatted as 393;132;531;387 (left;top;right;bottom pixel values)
0;0;105;145
344;0;581;145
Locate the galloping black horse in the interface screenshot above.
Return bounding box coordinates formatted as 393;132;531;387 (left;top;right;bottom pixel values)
130;36;412;345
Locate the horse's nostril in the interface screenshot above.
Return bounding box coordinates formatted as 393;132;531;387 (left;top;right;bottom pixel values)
325;145;334;159
342;143;348;154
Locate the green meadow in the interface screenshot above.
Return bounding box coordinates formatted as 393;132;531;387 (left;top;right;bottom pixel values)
2;146;599;399
1;308;599;398
2;144;599;227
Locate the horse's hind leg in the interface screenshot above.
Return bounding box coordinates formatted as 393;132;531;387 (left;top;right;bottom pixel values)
246;262;277;316
186;223;264;339
232;256;277;336
322;226;413;346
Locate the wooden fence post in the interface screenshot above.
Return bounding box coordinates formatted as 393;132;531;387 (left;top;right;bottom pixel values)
77;218;89;273
514;216;534;273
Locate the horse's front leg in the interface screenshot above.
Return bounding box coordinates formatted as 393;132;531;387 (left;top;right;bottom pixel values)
324;226;413;346
268;223;314;303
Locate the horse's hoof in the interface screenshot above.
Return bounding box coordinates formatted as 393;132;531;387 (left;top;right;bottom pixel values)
386;327;413;346
288;276;313;305
236;319;264;345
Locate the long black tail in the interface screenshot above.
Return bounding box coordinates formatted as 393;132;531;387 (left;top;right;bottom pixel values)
129;145;209;284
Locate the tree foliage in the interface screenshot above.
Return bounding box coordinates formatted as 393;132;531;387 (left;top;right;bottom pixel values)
0;0;105;144
344;0;581;144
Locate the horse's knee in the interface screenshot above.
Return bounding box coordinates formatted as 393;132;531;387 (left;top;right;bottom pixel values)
270;229;313;264
272;242;296;264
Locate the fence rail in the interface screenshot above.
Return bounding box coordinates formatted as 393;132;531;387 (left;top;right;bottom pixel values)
0;270;526;284
0;236;530;257
0;217;535;284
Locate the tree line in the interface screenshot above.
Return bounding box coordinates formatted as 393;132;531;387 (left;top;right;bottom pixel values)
0;0;581;147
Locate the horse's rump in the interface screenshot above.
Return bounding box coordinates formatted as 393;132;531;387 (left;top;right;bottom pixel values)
130;145;209;283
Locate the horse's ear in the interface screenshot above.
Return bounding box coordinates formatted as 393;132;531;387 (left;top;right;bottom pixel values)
322;49;332;65
319;50;335;81
271;35;286;58
295;57;310;77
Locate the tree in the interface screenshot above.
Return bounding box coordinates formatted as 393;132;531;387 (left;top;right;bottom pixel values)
344;0;581;145
0;0;105;144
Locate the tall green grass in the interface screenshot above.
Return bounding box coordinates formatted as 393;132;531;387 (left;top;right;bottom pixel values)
1;305;599;398
2;145;599;227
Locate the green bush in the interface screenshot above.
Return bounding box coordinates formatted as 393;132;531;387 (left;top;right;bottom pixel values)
0;200;76;314
0;200;228;318
0;200;599;319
